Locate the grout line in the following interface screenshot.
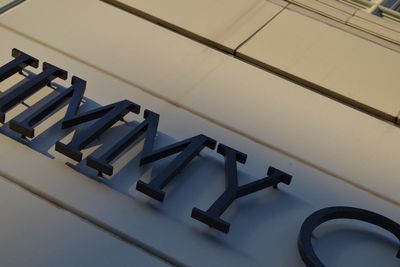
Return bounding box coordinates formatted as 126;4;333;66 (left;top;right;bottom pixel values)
0;21;399;209
0;168;186;267
234;51;397;124
234;3;287;53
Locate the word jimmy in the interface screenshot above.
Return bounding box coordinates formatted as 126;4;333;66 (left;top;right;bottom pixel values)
1;49;399;267
0;49;292;234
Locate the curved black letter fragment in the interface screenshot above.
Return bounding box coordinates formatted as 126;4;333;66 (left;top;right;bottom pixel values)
298;206;400;267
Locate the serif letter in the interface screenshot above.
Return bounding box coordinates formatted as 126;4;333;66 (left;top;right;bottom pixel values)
191;144;292;233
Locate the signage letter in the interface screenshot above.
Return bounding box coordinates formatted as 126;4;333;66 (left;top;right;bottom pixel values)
0;61;67;123
86;109;159;176
9;76;86;138
55;100;140;161
191;144;292;233
298;206;400;267
0;48;38;83
136;134;217;201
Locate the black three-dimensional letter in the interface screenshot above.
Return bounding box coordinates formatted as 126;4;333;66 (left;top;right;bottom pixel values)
0;61;67;123
191;144;292;233
55;100;140;161
9;76;86;138
0;48;38;83
86;109;159;175
136;134;217;201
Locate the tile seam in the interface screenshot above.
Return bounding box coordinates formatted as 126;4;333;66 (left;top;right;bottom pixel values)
233;3;288;53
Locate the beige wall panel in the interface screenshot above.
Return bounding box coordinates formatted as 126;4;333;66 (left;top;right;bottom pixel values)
0;176;168;267
1;2;400;266
237;9;400;120
0;20;399;266
0;0;219;104
0;0;399;206
103;0;285;52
